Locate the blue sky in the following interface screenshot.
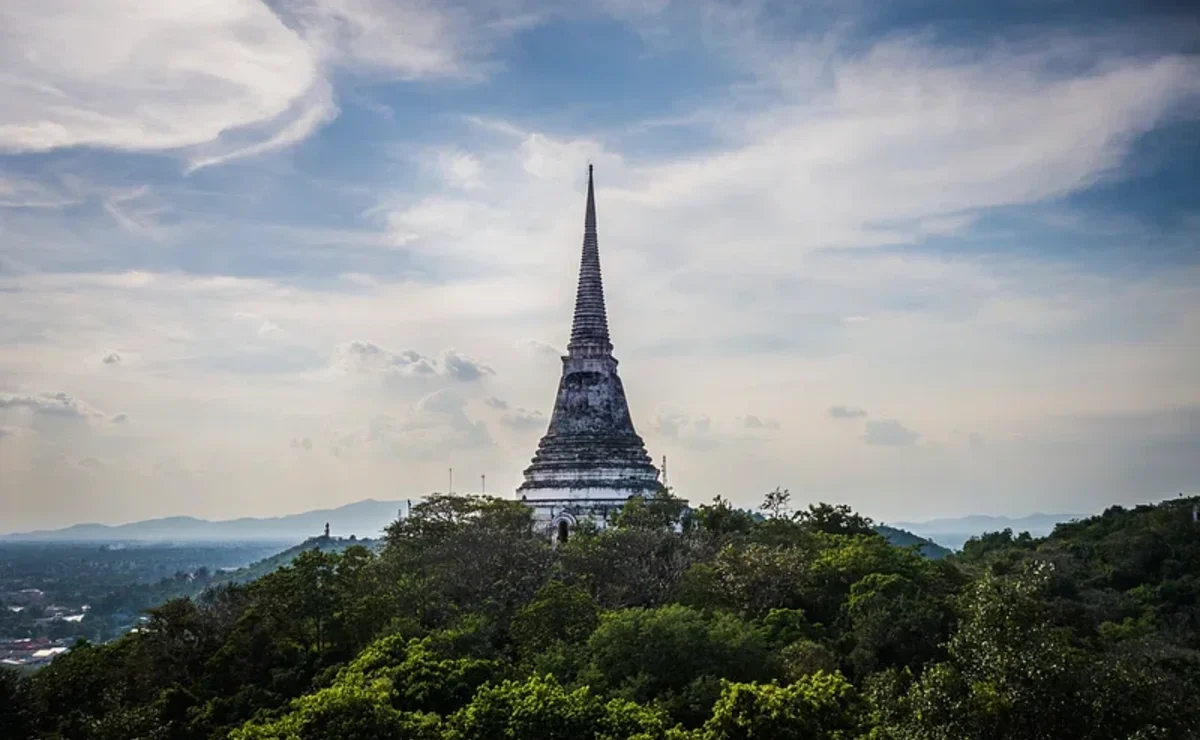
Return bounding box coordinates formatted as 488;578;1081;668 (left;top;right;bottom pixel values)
0;0;1197;531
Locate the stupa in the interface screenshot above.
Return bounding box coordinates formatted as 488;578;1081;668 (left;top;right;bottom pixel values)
517;166;664;541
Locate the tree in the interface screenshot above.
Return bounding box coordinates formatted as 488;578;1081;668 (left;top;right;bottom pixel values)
511;580;601;651
842;573;949;677
796;503;875;537
697;672;863;740
879;564;1090;740
0;667;30;739
693;497;756;538
761;488;791;520
558;527;712;609
447;674;671;740
582;605;775;726
231;681;441;740
613;491;690;531
381;494;553;628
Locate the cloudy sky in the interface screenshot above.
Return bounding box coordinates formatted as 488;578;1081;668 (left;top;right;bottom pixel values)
1;0;1198;531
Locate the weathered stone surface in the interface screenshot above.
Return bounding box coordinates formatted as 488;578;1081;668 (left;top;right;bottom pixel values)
518;166;662;508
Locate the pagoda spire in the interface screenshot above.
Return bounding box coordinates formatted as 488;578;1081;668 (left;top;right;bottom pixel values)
568;165;613;358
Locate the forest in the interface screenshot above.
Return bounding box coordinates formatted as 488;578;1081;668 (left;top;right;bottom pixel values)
2;491;1198;740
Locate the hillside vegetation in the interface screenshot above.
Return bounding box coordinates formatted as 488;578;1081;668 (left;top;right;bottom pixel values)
2;492;1198;740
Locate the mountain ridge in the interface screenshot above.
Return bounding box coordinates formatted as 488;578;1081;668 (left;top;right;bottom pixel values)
4;500;1088;548
890;512;1080;550
1;499;416;541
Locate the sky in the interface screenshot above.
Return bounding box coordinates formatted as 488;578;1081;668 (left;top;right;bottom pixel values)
0;0;1198;532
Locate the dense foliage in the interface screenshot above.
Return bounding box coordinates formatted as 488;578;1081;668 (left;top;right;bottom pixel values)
4;492;1199;739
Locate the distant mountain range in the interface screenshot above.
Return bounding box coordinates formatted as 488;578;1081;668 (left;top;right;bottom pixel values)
890;513;1078;551
1;499;415;542
4;497;1079;551
874;525;951;560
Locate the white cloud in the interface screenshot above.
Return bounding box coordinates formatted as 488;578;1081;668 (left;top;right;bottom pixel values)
334;388;491;458
0;0;318;157
290;436;313;450
863;419;921;447
622;44;1200;263
829;405;867;419
519;339;565;358
0;391;104;421
427;148;485;190
741;414;779;430
234;312;283;338
653;410;713;446
331;340;439;378
441;349;495;382
330;341;493;383
0;174;80;209
500;407;545;431
0;0;539;168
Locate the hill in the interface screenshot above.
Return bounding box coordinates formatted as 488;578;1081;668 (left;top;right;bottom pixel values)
891;511;1077;550
213;535;382;586
874;524;952;559
1;499;415;542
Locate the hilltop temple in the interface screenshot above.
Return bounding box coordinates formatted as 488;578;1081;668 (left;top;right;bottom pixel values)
518;166;665;541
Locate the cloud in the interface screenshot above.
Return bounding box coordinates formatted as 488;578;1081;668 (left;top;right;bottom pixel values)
290;436;313;451
519;339;565;358
863;419;921;447
441;349;494;382
425;147;485;190
331;341;494;383
829;405;867;419
0;391;104;421
101;352;122;365
484;396;510;410
77;457;106;471
0;0;539;168
500;407;546;431
333;388;491;458
109;413;128;424
234;312;282;338
0;175;80;209
0;0;318;159
621;38;1200;263
331;340;439;378
654;411;712;441
741;414;780;430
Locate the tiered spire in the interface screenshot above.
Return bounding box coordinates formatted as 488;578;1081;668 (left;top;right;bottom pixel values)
518;165;661;502
567;165;613;358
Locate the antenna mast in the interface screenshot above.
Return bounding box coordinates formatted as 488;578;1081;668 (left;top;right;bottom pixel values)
662;455;669;490
449;467;453;494
481;474;486;495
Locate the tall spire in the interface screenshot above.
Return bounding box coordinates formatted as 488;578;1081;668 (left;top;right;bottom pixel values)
568;165;613;357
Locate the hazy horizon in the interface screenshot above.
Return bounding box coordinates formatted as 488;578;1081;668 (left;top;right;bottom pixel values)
4;490;1174;539
2;1;1198;531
